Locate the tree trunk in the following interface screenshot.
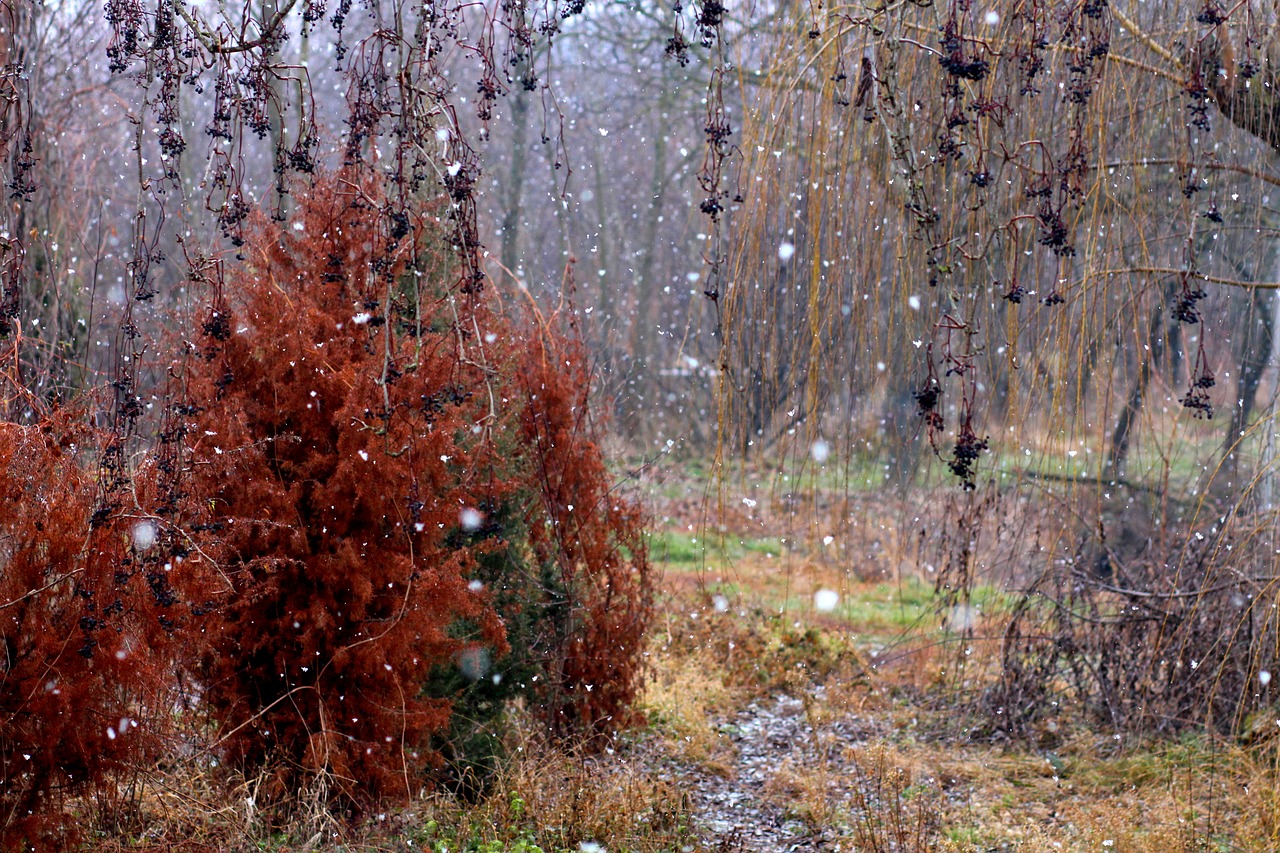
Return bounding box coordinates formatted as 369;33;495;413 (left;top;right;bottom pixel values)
617;91;672;440
1107;280;1177;477
499;83;530;278
1208;37;1280;153
1223;288;1276;476
1257;251;1280;510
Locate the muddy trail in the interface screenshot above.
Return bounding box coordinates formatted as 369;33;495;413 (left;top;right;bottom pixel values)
634;689;913;853
676;693;840;852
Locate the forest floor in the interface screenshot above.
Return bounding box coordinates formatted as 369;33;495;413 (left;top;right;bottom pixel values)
87;459;1280;852
549;458;1280;853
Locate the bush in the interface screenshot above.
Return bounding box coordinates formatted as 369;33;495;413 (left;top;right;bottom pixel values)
0;414;215;849
516;329;652;739
182;175;650;808
984;490;1280;742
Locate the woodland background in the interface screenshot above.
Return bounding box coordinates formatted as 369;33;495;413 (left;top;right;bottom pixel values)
8;0;1280;849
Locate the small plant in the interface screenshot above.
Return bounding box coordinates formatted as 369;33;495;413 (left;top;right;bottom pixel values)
845;746;942;852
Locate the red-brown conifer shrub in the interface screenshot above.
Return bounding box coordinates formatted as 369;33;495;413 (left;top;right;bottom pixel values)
183;175;650;806
0;414;215;850
517;333;652;738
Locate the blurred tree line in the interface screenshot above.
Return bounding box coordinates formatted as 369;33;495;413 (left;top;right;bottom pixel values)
7;0;1280;486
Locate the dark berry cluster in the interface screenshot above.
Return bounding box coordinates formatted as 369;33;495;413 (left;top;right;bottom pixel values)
1195;1;1227;25
1037;204;1074;256
1181;386;1214;418
202;311;232;342
939;21;989;81
697;0;725;45
1173;285;1207;324
950;427;989;490
665;33;690;66
1185;78;1213;134
914;382;944;432
1002;283;1028;304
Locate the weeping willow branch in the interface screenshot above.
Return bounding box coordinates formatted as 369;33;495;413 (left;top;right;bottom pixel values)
1084;267;1280;289
1094;157;1280;189
1111;2;1184;71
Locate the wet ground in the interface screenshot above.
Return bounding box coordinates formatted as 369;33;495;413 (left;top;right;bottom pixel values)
642;689;892;852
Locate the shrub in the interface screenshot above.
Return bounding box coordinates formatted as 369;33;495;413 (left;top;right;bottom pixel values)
0;414;215;850
516;331;651;738
183;175;650;808
983;492;1280;742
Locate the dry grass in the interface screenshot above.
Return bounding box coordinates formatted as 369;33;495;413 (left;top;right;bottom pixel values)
81;716;696;852
748;693;1280;851
417;732;696;853
639;639;741;773
632;465;1280;852
788;685;1280;851
64;579;1280;852
53;467;1280;852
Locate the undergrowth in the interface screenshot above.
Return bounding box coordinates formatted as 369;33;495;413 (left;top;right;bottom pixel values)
1;174;652;847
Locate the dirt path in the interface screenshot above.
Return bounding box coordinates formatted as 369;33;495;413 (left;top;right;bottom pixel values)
651;690;880;852
686;694;816;852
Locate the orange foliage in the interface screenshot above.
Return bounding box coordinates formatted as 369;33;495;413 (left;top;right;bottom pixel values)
517;332;651;737
0;414;216;849
183;175;651;805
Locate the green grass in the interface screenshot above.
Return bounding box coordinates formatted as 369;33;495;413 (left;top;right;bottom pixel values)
771;578;1009;637
1071;733;1240;794
650;524;1014;643
646;529;789;565
986;425;1223;490
830;579;938;632
645;529;705;564
739;535;787;556
410;817;549;852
